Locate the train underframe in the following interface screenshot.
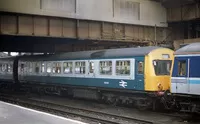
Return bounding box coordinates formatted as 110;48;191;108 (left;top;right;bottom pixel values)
2;81;200;114
17;82;164;110
161;92;200;114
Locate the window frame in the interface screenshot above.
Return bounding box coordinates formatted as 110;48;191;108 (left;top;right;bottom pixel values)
116;60;130;76
178;60;187;77
41;62;46;73
99;60;112;75
34;62;41;74
74;61;86;74
52;62;62;74
28;62;33;74
152;60;172;76
46;62;52;74
63;61;73;74
137;61;144;75
7;62;13;74
89;61;94;73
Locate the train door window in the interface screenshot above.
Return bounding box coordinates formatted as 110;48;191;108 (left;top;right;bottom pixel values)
75;61;85;74
41;62;45;73
137;61;144;74
99;61;112;75
53;62;61;74
178;60;186;76
46;62;51;73
63;62;73;74
89;62;94;73
116;60;130;75
35;62;40;74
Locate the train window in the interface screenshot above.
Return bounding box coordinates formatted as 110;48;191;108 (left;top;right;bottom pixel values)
24;62;29;73
29;62;33;73
153;60;171;75
63;62;73;74
2;64;6;72
178;61;186;76
53;62;61;74
35;62;40;74
41;63;45;73
3;64;8;72
137;61;144;74
7;64;12;72
46;62;51;73
1;64;5;72
116;60;130;75
89;62;94;73
99;61;112;75
20;63;25;73
75;61;85;74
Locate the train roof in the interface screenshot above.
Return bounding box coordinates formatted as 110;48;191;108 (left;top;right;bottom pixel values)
175;42;200;55
1;46;166;61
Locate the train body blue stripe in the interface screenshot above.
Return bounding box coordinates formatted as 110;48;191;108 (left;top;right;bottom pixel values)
189;79;200;84
171;77;200;84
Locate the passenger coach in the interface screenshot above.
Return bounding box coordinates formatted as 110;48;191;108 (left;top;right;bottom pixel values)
171;43;200;113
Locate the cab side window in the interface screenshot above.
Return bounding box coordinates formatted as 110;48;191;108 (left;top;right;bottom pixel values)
137;61;144;74
178;61;186;76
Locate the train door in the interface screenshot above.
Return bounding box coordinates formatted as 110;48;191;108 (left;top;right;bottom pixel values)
174;58;190;94
135;58;144;90
88;60;95;77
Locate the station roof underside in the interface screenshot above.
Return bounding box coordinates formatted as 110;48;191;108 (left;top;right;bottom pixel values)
0;34;149;53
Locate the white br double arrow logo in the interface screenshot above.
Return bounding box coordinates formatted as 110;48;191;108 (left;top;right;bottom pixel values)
119;80;127;88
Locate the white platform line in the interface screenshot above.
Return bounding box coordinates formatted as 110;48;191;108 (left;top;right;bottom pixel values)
0;101;87;124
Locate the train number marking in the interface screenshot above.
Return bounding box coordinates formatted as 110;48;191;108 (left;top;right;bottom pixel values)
104;82;109;84
119;80;127;88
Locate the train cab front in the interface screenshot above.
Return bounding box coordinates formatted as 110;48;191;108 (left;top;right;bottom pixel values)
144;48;174;96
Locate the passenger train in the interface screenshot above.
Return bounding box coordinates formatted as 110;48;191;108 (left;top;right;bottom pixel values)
0;46;174;110
168;42;200;113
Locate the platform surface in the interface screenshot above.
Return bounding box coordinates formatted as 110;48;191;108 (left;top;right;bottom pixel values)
0;101;86;124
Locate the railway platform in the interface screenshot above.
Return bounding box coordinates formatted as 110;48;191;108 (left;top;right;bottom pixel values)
0;101;86;124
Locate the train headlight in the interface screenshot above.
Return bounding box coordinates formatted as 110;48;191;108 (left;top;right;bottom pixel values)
157;83;163;91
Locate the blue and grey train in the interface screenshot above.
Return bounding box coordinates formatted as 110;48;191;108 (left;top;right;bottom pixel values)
0;46;174;110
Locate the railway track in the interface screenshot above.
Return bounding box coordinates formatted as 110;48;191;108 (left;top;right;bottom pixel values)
0;93;154;124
